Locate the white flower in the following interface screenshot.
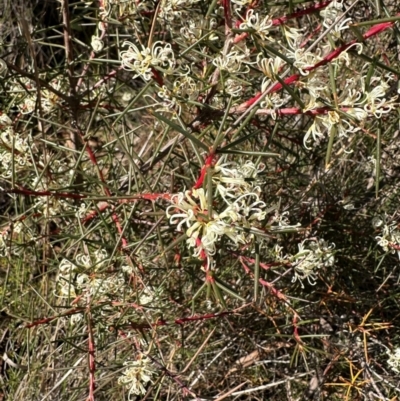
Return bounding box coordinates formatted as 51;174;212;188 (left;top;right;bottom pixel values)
56;259;78;298
91;35;104;52
0;114;12;127
78;274;125;296
167;187;263;260
298;70;328;110
270;210;301;231
20;96;36;114
320;0;343;28
76;253;92;268
387;347;400;373
167;160;270;265
120;41;175;80
231;0;252;5
257;54;284;81
291;48;323;76
77;203;88;218
330;18;353;42
213;50;248;73
158;0;201;21
139;288;154;305
93;248;109;268
225;79;243;97
180;16;212;44
231;193;267;221
350;76;398;118
157;85;181;115
283;26;304;50
363;88;398;118
118;357;155;396
375;223;400;254
0;59;7;76
372;217;384;228
213;159;263;197
303;115;326;148
345;107;368;121
260;93;286;118
239;10;273;41
291;239;335;287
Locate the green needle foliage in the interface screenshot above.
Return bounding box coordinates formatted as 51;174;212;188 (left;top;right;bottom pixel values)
1;0;400;400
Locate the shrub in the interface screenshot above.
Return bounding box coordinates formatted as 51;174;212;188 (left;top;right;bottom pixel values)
1;0;400;400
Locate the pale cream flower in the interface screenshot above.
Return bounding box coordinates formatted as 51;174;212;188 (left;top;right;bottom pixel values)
387;347;400;373
120;41;175;80
239;10;273;41
283;26;304;50
292;48;323;76
291;239;335;287
320;0;343;28
213;50;248;73
118;357;155;396
0;59;7;75
91;35;104;53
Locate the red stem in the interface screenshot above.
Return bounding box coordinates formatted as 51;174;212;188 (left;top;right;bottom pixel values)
87;310;96;401
272;1;332;26
193;152;216;189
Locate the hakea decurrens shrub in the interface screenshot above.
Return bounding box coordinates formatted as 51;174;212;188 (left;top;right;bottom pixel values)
2;0;400;399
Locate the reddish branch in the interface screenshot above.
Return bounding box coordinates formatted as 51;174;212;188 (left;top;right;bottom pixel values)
26;307;231;330
6;187;86;199
25;307;85;328
239;256;303;343
193;152;217;189
223;0;232;32
234;1;332;44
272;1;333;26
234;14;399;113
86;310;96;401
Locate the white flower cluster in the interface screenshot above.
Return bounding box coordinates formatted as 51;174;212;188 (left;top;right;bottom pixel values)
373;217;400;257
4;77;67;115
167;160;272;267
213;49;250;74
56;249;123;299
0;114;32;178
33;196;75;217
0;59;6;75
292;239;335;286
159;0;201;21
387;347;400;373
143;68;201;117
91;35;104;53
275;238;335;287
239;10;273;41
362;76;398;118
118;357;155;397
301;73;398;148
180;16;218;44
120;41;176;81
320;0;344;28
